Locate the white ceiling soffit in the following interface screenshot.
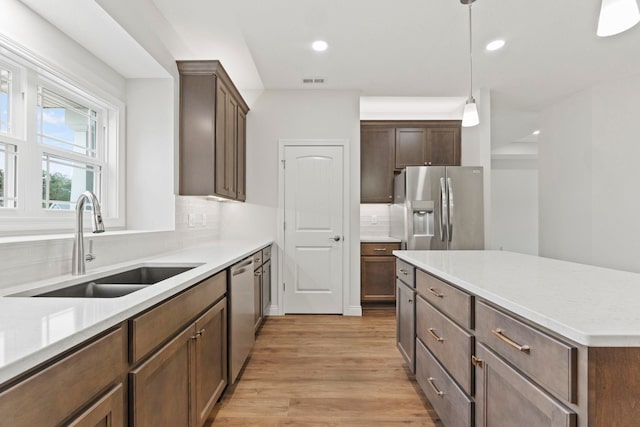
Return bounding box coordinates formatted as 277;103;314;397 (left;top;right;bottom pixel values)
19;0;169;78
360;97;467;120
152;0;264;92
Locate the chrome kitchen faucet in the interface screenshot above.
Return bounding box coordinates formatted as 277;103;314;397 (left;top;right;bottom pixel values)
72;191;105;275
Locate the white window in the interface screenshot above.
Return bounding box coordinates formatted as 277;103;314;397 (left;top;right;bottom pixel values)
0;43;123;234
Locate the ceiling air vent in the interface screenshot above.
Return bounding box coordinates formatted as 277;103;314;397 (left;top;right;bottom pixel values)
302;77;326;85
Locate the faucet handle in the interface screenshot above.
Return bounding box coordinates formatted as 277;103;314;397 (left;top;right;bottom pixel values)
85;240;96;262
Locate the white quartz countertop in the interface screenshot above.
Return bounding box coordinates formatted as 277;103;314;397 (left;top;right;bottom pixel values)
360;236;402;243
0;238;272;386
394;250;640;347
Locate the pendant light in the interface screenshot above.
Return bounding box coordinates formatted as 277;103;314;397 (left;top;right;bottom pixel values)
597;0;640;37
461;0;479;127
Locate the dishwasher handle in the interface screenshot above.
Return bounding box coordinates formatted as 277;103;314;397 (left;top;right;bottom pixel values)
232;267;250;276
231;258;253;274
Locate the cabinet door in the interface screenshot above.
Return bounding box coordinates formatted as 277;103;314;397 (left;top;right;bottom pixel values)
396;279;416;373
426;127;460;166
67;384;124;427
361;127;395;202
361;256;396;303
262;260;271;315
194;298;228;427
225;95;238;198
130;326;194;427
475;343;576;427
179;74;216;196
395;128;427;169
236;108;247;201
254;267;263;331
215;81;235;198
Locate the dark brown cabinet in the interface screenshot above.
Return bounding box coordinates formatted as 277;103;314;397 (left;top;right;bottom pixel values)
253;246;272;333
67;384;124;427
475;343;576;427
194;299;228;427
395;124;461;168
130;298;227;427
360;127;395;203
178;60;249;201
360;121;461;203
0;327;127;427
130;326;192;427
360;242;400;304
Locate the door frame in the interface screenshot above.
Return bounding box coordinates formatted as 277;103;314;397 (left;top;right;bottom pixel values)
276;139;351;316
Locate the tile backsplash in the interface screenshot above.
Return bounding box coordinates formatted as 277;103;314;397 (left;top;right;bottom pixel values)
360;204;391;237
0;196;223;290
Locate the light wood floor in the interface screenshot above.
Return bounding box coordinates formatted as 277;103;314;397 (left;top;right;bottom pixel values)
205;309;443;427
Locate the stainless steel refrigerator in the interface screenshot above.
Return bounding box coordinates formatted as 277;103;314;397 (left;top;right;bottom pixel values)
390;166;484;250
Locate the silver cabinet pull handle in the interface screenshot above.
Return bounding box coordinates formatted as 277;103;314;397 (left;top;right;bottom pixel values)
373;248;387;251
428;328;445;342
492;328;530;353
427;377;444;397
254;270;262;276
428;287;444;298
399;268;408;275
447;176;454;242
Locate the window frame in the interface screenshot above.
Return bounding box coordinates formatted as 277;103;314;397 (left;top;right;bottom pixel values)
0;40;125;235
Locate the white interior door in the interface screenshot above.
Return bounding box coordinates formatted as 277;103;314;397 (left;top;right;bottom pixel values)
283;145;344;314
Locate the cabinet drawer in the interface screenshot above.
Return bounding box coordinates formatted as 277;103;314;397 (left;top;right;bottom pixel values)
0;327;126;427
475;343;576;427
252;250;263;266
416;269;473;329
262;245;271;263
131;270;227;364
396;259;415;287
416;296;474;395
361;242;400;256
416;339;473;427
476;301;577;403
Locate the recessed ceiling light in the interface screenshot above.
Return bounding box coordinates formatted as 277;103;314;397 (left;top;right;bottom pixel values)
312;40;328;52
485;39;505;51
532;130;540;135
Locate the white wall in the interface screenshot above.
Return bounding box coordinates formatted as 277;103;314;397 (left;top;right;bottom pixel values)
461;89;493;248
220;90;361;315
539;73;640;272
126;79;175;230
491;160;538;255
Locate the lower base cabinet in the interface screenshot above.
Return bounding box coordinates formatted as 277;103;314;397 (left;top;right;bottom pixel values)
474;343;576;427
416;339;473;427
194;298;228;426
0;327;127;427
396;279;416;373
68;383;125;427
131;298;227;427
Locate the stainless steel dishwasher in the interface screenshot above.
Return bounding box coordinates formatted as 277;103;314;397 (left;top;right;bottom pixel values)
229;256;255;384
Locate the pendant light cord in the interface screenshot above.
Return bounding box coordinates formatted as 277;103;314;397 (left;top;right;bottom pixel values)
468;2;474;100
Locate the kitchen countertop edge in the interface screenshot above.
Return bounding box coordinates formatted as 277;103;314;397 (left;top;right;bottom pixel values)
0;238;273;387
394;250;640;347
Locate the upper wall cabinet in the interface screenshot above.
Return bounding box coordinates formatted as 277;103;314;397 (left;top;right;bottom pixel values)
360;121;461;203
177;60;249;201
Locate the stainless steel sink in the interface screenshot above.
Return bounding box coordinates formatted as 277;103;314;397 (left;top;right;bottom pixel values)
15;265;199;298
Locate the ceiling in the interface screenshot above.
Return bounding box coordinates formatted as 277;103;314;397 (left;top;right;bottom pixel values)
17;0;640;114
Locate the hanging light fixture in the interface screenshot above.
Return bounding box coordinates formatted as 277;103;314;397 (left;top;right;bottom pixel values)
461;0;479;127
597;0;640;37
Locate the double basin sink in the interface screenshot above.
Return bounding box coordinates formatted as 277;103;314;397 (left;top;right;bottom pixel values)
11;265;201;298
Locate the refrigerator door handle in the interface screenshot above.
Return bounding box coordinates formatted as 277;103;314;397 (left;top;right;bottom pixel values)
447;177;454;242
439;177;447;242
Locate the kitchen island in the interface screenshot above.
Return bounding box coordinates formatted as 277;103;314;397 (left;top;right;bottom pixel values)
395;249;640;427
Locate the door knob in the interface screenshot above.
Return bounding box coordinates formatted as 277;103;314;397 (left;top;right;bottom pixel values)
330;235;341;241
